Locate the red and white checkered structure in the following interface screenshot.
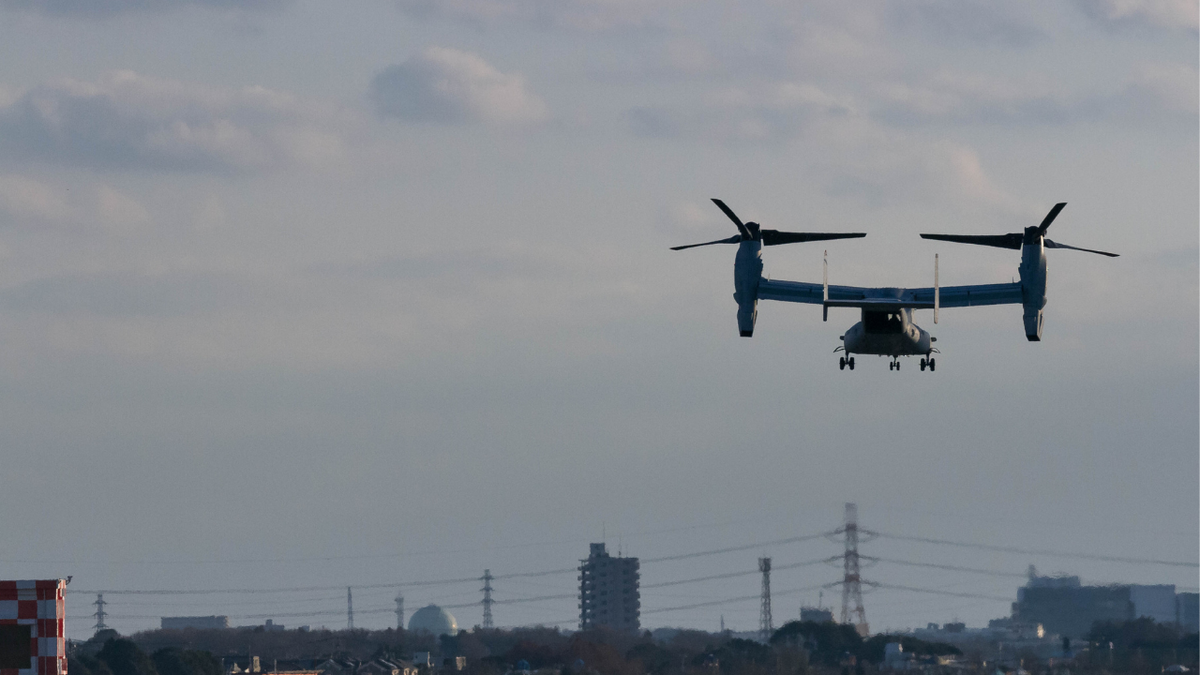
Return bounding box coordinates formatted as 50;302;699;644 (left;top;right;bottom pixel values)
0;580;66;675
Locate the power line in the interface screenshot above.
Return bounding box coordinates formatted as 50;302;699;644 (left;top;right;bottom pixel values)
68;576;482;596
67;532;832;597
875;532;1200;568
868;557;1026;578
639;532;829;563
642;556;830;589
872;583;1012;602
643;584;828;615
4;516;815;567
492;568;577;580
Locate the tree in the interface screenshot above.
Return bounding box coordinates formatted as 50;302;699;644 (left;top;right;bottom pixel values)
151;648;220;675
97;639;157;675
770;621;862;666
69;655;114;675
859;635;960;664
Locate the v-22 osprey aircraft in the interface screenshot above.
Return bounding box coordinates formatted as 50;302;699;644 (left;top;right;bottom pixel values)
672;199;1117;371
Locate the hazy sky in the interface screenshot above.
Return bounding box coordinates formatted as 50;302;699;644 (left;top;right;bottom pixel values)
0;0;1196;640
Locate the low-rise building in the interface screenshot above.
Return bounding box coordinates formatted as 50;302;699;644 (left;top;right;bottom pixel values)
161;616;230;630
800;607;834;623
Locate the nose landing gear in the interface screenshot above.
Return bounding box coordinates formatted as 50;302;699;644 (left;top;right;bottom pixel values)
838;356;855;370
919;357;936;372
889;359;900;371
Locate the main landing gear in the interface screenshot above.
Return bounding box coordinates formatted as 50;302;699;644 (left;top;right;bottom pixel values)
919;357;936;372
888;359;900;371
839;356;855;371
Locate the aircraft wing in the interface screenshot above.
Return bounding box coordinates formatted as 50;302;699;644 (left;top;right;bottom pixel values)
908;282;1023;308
758;279;1023;309
757;279;863;305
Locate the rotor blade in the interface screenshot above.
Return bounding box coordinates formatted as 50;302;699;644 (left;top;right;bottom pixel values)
761;231;867;246
919;233;1023;250
1044;239;1119;257
669;235;743;251
711;199;750;239
1037;202;1067;235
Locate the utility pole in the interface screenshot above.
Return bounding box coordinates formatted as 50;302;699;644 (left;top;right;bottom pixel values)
93;594;108;633
394;593;405;630
759;557;773;642
347;587;354;630
838;503;869;636
481;570;495;629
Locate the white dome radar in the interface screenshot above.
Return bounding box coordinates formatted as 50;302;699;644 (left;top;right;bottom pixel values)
407;604;458;636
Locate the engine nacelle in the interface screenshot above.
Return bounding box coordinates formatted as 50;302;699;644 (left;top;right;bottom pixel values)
1019;233;1047;341
734;240;762;336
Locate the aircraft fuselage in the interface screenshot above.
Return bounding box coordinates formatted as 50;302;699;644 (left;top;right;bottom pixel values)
842;308;932;357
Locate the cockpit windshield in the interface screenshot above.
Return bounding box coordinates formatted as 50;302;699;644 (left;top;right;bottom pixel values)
863;310;905;334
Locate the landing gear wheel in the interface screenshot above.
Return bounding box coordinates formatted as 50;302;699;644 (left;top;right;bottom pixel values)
848;357;855;370
839;357;846;370
920;358;927;371
929;358;936;372
888;362;894;371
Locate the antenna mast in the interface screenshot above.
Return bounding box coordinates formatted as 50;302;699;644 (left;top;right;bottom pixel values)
394;592;405;629
347;587;354;630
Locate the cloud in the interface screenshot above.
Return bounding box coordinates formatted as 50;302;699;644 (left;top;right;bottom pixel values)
628;80;854;142
0;270;244;317
0;70;348;172
0;174;74;222
1111;62;1200;118
626;107;678;138
1073;0;1199;32
394;0;687;31
884;0;1044;46
370;47;548;126
872;71;1073;126
870;66;1198;127
96;185;151;230
816;132;1023;215
0;0;290;18
0;174;151;233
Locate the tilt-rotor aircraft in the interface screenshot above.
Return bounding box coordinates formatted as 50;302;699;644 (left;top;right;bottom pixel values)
672;199;1117;371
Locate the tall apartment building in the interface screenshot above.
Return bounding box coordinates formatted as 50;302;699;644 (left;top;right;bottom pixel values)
579;543;640;632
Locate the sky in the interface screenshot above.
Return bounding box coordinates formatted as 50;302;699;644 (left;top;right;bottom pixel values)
0;0;1196;640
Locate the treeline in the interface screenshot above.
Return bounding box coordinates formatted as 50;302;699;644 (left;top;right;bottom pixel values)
102;620;958;675
69;618;1196;675
71;638;221;675
1073;618;1199;673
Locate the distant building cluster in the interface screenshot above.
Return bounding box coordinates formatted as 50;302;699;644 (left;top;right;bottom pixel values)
579;543;640;633
1012;567;1199;638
